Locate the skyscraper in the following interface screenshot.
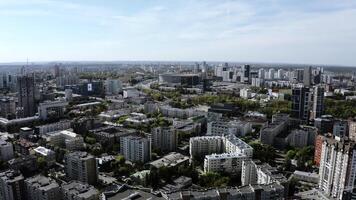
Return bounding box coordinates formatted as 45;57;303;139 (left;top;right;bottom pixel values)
291;86;312;122
240;65;250;83
17;75;36;117
311;85;325;120
303;66;312;86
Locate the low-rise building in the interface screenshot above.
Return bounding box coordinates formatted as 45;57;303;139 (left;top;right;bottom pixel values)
148;152;189;169
61;181;99;200
25;175;61;200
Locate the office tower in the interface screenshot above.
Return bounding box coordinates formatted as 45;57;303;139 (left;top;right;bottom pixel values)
240;65;250;83
120;136;151;163
0;170;25;200
0;97;16;119
25;175;61;200
0;139;14;161
310;85;325;120
291;86;312;121
105;79;122;95
17;75;36;117
61;181;99;200
318;137;356;199
303;66;312;86
151;126;177;152
64;151;98;185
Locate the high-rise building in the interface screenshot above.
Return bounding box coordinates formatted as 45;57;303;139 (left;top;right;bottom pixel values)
120;136;151;163
318;137;356;199
0;97;16;119
0;139;14;161
303;66;312;86
310;85;325;120
240;65;250;83
25;175;61;200
291;86;312;122
17;75;36;117
0;170;25;200
64;151;98;185
105;79;122;95
151;126;177;152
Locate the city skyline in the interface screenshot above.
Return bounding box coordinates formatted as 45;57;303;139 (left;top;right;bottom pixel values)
1;0;356;66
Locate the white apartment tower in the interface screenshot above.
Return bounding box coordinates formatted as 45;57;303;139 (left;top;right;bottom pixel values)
120;136;151;163
318;137;356;199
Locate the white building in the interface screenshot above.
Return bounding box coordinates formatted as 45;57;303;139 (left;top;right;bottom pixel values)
64;151;98;185
151;126;177;152
204;153;249;174
242;160;287;187
48;130;84;151
123;88;140;98
240;88;252;99
318;137;356;199
120;136;151;163
0;139;14;161
25;175;61;200
190;134;253;173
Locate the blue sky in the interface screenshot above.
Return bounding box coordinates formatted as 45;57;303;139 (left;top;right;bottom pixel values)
0;0;356;66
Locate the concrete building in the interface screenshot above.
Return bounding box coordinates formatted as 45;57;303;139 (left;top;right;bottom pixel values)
38;100;68;120
17;75;36;117
36;120;71;135
48;130;84;151
120;136;151;163
159;74;200;87
242;160;287;196
61;181;99;200
260;114;289;145
303;66;312;87
25;175;61;200
240;65;250;83
318;137;356;199
204;153;249;174
311;85;325;120
0;139;14;161
207;120;252;136
105;79;122;95
190;134;253;174
64;151;98;185
0;97;16;119
148;152;189;169
33;146;55;166
164;183;285;200
123;88;140;99
0;170;25;200
333;120;349;138
151;126;178;152
291;86;312;122
349;119;356;142
286;127;317;148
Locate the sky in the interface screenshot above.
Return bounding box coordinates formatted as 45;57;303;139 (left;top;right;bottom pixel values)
0;0;356;66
